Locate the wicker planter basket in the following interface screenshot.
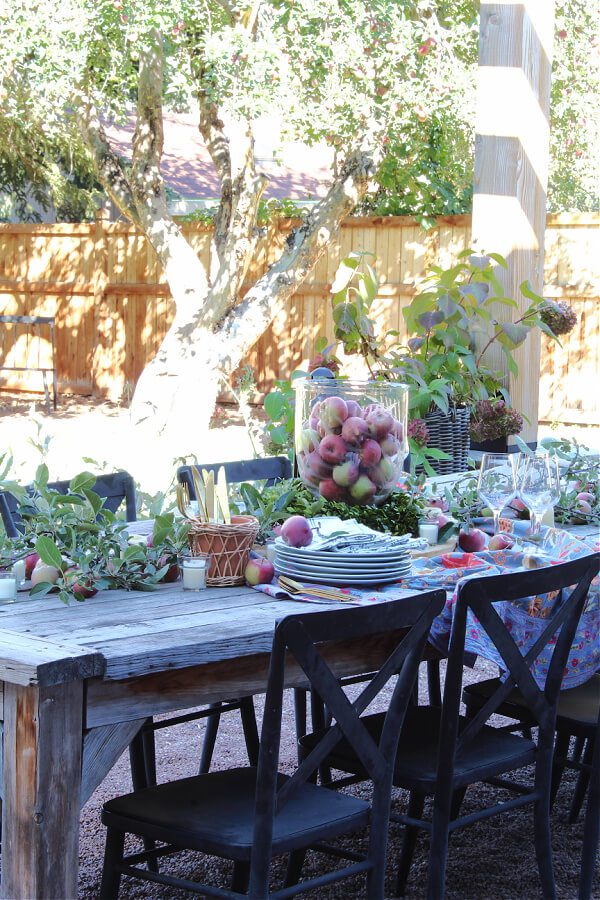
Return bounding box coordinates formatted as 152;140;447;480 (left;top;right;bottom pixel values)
188;515;259;587
416;406;471;476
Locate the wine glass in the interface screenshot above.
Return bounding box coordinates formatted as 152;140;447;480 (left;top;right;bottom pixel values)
519;454;561;537
477;453;518;535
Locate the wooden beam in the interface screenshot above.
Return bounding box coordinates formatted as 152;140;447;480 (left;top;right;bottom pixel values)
472;1;555;442
0;630;105;687
1;681;84;899
80;720;144;805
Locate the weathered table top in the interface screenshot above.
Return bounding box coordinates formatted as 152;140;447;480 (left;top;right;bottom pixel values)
0;582;412;687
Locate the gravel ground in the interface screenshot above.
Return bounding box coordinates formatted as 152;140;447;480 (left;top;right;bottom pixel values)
77;659;599;899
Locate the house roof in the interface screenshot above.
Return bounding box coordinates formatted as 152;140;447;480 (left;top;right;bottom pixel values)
104;109;334;201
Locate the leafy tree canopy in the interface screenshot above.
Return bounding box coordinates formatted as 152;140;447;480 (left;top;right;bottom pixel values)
0;0;596;222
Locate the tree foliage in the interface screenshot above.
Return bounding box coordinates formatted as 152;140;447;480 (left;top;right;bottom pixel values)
1;1;596;221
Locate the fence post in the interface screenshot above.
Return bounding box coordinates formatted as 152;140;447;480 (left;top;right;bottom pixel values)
91;208;111;396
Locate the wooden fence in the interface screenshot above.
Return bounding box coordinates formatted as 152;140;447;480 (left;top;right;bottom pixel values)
0;212;598;425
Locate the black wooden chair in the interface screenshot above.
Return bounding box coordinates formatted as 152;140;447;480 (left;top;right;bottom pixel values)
99;588;445;899
177;456;292;497
579;702;600;900
298;554;600;899
0;470;137;537
463;670;600;823
143;457;291;784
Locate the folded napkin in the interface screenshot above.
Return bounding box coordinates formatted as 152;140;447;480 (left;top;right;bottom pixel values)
253;580;411;606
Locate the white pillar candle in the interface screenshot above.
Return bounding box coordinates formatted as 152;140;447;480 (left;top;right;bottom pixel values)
181;557;208;590
0;574;17;602
419;521;439;546
12;559;26;587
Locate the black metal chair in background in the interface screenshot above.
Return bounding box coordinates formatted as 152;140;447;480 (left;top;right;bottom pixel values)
99;589;445;899
0;470;137;537
298;554;600;899
463;670;600;824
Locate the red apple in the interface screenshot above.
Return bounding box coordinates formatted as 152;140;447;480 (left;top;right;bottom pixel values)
341;416;369;445
281;515;313;547
25;552;40;579
332;460;360;487
576;492;594;503
349;474;377;504
458;528;486;552
361;439;382;467
158;554;180;583
318;396;348;429
365;407;394;440
488;533;515;552
245;557;275;586
345;399;363;418
319;478;349;502
318;434;347;465
31;562;60;587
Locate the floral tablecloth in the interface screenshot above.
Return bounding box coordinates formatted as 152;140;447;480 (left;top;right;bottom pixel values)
255;524;599;689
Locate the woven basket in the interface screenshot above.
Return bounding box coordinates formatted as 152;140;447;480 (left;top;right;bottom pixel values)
188;515;259;587
415;406;471;476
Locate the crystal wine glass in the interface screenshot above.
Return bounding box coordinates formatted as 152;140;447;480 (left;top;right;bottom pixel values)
519;454;561;537
477;453;518;535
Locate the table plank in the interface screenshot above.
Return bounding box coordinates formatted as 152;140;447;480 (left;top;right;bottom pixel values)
0;631;105;687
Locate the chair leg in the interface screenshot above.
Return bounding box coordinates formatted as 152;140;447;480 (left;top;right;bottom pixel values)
426;659;442;706
310;690;332;784
533;742;557;900
284;850;307;888
426;786;453;900
569;737;594;824
551;729;571;805
396;792;425;897
141;727;157;787
231;861;250;893
99;828;125;900
128;721;159;872
129;731;148;791
293;688;308;764
579;727;600;900
199;703;223;775
240;696;260;767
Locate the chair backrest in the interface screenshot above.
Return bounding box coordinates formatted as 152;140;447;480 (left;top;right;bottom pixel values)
248;589;446;893
177;456;292;499
439;554;600;779
47;471;137;521
0;471;137;536
0;491;20;538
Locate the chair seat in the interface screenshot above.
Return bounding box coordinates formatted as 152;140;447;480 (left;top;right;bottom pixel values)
463;673;600;732
102;766;369;861
299;707;536;792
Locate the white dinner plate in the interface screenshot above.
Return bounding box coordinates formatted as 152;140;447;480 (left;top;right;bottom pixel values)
275;563;410;585
275;546;411;565
274;554;411;576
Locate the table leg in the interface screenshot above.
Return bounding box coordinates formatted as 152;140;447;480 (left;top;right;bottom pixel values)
1;680;84;900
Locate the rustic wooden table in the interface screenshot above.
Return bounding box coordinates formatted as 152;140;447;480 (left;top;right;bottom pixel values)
0;582;418;899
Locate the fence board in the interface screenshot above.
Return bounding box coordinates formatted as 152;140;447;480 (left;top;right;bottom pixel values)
0;214;598;425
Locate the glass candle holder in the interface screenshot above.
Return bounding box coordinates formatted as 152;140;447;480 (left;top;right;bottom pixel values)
12;558;26;588
179;553;210;591
0;571;18;604
418;519;439;546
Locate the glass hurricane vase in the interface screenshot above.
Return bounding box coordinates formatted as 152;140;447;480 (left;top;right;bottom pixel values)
294;378;409;506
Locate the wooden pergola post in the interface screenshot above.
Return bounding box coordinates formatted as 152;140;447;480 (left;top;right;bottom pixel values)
472;2;555;444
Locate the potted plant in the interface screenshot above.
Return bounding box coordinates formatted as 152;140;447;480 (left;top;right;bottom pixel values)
470;399;524;453
327;251;556;475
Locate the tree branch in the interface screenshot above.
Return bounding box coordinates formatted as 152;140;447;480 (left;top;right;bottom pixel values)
217;143;383;371
74;95;141;227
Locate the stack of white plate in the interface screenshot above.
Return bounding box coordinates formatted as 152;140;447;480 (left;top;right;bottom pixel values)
274;538;412;586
